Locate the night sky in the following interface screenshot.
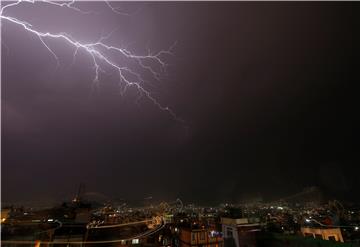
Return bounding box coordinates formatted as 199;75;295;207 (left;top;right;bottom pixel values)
1;2;359;205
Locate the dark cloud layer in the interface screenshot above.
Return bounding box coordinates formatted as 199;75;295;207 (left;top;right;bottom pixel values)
1;2;358;204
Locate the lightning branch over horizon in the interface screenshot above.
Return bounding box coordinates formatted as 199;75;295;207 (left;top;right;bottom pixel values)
0;0;184;123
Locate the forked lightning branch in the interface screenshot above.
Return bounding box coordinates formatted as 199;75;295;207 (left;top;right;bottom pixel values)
0;0;182;122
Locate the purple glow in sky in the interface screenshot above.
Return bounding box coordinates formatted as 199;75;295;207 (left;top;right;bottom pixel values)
1;0;182;121
1;2;358;204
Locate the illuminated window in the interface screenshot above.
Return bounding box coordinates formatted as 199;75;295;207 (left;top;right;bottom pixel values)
132;239;139;244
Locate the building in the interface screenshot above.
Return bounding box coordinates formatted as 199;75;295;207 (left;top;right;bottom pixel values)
301;227;344;242
221;217;262;247
179;227;224;247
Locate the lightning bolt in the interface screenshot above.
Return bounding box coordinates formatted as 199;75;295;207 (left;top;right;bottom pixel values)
0;0;184;123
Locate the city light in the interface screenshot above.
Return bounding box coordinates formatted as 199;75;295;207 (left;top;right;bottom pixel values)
132;239;140;244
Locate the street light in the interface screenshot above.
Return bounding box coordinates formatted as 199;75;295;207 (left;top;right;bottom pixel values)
305;218;323;226
305;218;359;230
